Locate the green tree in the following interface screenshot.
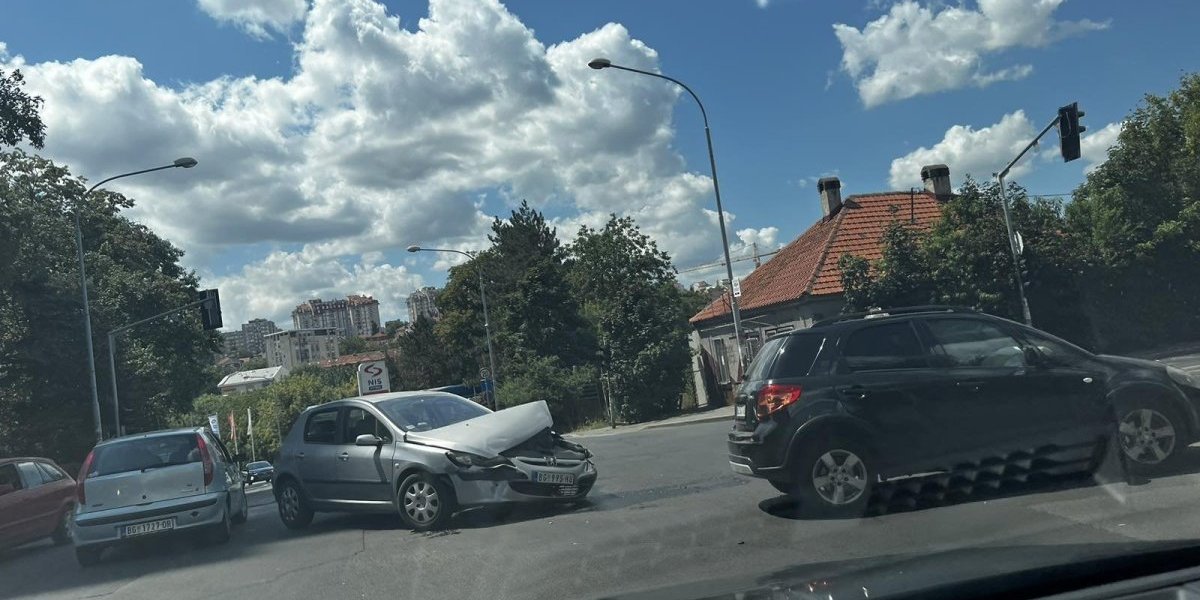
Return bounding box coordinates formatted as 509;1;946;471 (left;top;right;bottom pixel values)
437;201;596;381
1066;73;1200;349
338;335;368;355
569;215;692;421
0;150;218;463
0;69;45;149
396;316;462;389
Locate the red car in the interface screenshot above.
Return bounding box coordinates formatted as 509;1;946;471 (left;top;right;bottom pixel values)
0;457;77;550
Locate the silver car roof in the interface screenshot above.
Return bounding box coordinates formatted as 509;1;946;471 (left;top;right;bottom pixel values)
94;427;206;448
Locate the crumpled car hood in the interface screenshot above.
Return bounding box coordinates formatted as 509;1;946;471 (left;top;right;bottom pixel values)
403;400;553;457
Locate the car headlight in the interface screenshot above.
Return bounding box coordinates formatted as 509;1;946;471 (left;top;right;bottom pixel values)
1167;365;1199;389
445;451;511;468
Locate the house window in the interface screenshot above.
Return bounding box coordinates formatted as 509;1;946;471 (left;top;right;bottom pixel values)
744;334;763;362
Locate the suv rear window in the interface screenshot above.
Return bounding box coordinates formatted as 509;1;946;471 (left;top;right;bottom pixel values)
770;334;826;378
89;434;200;478
743;337;786;382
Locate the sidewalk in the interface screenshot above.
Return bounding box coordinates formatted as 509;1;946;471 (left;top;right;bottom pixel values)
566;404;735;438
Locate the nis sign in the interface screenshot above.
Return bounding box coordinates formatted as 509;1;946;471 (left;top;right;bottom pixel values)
357;360;391;396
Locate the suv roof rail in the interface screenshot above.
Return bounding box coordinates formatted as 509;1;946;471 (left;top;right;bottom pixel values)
813;305;977;327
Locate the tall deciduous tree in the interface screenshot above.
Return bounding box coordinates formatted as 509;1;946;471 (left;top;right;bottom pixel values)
570;215;692;421
0;150;218;462
0;69;45;149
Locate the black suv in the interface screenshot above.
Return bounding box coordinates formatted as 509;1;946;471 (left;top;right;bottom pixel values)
728;306;1200;516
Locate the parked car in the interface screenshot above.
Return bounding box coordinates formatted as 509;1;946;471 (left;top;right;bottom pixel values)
0;458;77;550
70;427;249;566
243;461;274;484
728;306;1200;516
273;392;596;531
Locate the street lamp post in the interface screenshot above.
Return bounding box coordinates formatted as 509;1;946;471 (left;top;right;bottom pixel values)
77;157;198;442
587;58;746;379
406;245;499;409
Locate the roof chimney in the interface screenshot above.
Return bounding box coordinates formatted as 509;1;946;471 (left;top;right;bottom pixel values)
920;164;951;201
817;177;842;217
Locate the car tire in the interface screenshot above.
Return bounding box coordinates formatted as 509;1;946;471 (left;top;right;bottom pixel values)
231;488;249;525
1116;396;1187;475
276;479;314;530
396;472;455;532
51;508;73;545
207;502;232;544
75;545;102;567
792;433;874;518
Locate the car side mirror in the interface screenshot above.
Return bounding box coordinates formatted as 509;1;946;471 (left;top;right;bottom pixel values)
1023;346;1043;367
355;433;383;446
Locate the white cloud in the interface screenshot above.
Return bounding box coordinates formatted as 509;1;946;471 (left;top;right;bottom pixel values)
197;0;308;39
4;0;735;325
833;0;1108;107
888;110;1035;189
1080;120;1122;173
755;0;770;7
206;251;425;329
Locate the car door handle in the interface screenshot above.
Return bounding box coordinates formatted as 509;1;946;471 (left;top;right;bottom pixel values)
1083;377;1094;384
338;452;350;461
836;386;870;400
295;452;305;460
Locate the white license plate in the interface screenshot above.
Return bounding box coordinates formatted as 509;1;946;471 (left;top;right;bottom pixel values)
535;472;575;485
735;403;747;419
123;518;175;538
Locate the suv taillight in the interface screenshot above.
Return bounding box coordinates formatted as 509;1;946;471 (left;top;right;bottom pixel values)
196;434;214;486
756;384;803;419
76;449;95;505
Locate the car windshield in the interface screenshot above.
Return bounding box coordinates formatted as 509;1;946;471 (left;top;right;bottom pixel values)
6;1;1200;599
375;395;490;432
89;435;200;478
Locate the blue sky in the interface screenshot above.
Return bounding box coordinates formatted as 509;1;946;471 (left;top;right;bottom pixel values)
1;0;1196;327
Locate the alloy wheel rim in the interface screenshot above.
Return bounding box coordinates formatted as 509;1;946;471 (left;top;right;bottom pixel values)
281;486;300;521
812;449;867;505
1119;408;1176;464
403;481;440;524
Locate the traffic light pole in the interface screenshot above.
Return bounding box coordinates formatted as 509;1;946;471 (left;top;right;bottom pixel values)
106;297;207;437
995;115;1062;327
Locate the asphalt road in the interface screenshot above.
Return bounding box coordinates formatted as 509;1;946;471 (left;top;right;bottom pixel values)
3;352;1200;600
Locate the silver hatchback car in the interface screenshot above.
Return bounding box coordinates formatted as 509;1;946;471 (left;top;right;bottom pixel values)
70;427;248;566
274;392;596;531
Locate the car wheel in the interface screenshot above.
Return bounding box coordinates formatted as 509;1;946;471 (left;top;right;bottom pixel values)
207;502;232;544
396;472;455;532
793;434;874;517
75;545;102;567
1117;398;1186;474
231;488;249;525
51;508;73;545
276;479;314;530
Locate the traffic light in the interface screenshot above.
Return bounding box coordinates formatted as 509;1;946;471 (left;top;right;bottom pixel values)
198;289;223;330
1058;102;1086;162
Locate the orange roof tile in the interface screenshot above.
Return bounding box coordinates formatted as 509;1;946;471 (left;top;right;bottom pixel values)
690;191;942;325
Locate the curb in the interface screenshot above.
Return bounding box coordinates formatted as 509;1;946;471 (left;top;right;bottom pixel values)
641;412;733;430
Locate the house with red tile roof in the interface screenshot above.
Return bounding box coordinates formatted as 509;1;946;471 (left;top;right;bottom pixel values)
688;164;953;407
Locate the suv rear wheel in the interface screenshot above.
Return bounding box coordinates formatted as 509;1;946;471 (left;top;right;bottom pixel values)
792;433;874;517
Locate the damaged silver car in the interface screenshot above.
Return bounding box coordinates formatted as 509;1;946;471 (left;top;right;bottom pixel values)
272;392;596;531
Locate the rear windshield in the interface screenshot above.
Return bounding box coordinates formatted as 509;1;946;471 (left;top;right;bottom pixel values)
743;337;786;382
376;395;489;432
770;333;826;378
89;434;201;478
247;461;270;469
